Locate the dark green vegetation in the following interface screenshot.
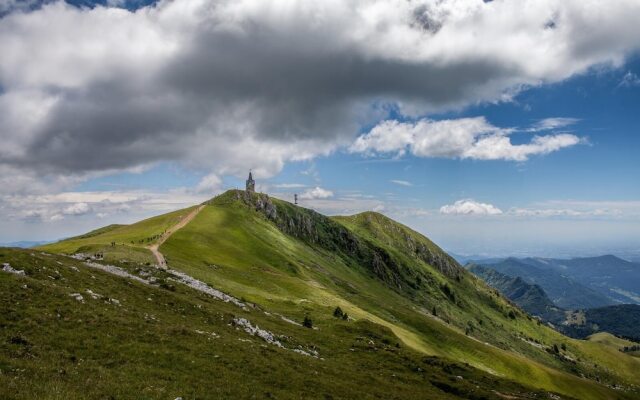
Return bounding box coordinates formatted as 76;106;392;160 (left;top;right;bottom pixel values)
563;305;640;341
467;264;565;325
477;258;614;309
14;190;640;399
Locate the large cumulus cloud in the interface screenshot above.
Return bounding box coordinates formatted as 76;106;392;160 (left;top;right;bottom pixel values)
350;117;583;161
1;0;640;189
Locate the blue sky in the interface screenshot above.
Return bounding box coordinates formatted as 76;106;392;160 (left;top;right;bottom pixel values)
1;0;639;258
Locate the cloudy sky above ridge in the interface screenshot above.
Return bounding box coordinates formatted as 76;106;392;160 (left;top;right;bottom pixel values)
1;0;639;257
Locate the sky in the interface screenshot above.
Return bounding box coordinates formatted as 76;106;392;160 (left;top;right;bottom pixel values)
0;0;639;259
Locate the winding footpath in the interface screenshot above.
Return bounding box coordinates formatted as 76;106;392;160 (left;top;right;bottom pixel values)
148;205;205;269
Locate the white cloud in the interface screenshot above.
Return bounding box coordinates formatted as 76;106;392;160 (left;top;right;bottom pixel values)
619;71;640;87
274;183;307;189
299;186;334;200
507;208;620;217
62;202;91;216
436;199;640;219
390;180;413;187
440;199;503;215
529;117;580;131
2;187;212;226
50;213;64;222
22;209;45;222
195;173;222;194
351;117;582;161
506;200;640;218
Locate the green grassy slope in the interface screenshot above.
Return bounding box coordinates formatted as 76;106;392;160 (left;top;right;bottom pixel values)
158;191;639;399
587;333;640;358
33;190;640;399
1;248;565;400
588;332;637;349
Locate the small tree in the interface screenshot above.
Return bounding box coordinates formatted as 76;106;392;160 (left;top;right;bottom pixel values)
553;344;560;354
333;306;344;318
342;312;349;321
432;306;437;316
561;343;567;351
303;316;313;329
441;283;455;301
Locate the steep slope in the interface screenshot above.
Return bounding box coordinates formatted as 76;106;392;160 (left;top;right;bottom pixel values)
32;190;640;399
467;264;565;324
483;258;614;309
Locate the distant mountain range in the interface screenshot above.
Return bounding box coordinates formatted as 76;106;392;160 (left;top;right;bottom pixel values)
464;255;640;308
467;264;565;324
0;240;51;248
533;255;640;305
471;258;614;309
468;263;640;341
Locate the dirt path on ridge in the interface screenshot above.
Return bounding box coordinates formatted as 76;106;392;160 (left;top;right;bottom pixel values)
148;205;205;269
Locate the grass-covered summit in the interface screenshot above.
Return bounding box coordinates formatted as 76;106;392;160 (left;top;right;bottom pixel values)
4;189;639;399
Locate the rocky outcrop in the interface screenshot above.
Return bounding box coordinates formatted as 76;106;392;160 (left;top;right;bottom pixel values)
414;242;461;279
